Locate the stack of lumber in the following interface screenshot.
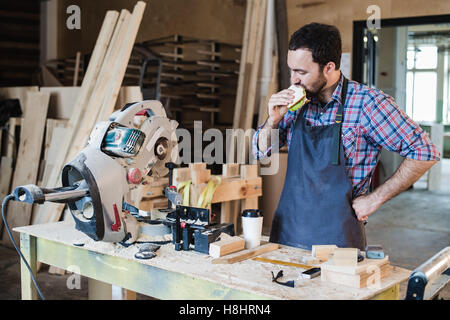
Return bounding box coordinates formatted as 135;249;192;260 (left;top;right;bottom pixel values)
0;1;147;247
321;254;391;288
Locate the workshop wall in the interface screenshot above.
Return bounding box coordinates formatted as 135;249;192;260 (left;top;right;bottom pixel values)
285;0;450;77
56;0;246;59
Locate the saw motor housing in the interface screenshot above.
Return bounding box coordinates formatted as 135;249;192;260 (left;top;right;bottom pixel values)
61;100;178;242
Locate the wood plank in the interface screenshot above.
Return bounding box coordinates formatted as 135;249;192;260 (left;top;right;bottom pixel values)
211;177;262;203
209;235;245;258
232;0;254;129
211;242;278;264
31;10;119;225
65;9;130;163
242;0;267;130
73;51;81;86
2;91;49;247
96;2;146;123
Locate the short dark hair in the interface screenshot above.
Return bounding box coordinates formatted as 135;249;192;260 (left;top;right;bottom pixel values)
289;22;342;70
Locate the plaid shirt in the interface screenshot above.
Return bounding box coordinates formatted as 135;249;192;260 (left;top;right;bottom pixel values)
253;75;440;197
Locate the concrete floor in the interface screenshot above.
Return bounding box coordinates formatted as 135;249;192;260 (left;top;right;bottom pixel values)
1;160;449;300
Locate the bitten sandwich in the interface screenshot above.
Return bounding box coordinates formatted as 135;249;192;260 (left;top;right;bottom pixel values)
287;85;310;111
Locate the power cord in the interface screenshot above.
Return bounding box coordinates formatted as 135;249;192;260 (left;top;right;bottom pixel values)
2;194;45;300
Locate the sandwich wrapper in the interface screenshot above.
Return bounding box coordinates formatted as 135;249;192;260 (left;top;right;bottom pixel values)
287;85;309;111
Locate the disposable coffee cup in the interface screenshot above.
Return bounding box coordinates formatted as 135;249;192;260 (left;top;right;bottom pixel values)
241;209;263;249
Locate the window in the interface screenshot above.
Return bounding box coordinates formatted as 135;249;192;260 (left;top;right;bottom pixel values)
406;45;438;122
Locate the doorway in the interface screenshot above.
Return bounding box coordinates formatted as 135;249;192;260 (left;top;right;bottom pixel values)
353;14;450;192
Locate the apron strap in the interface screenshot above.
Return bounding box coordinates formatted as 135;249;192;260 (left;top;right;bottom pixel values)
331;76;348;166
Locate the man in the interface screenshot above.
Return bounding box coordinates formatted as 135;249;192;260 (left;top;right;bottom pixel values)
252;23;439;250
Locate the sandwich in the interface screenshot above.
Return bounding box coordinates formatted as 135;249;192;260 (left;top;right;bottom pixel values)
287;85;310;111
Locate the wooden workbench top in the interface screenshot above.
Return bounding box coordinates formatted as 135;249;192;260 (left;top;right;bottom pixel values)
14;221;411;300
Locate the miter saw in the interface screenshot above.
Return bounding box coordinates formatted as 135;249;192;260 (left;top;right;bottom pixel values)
3;100;234;253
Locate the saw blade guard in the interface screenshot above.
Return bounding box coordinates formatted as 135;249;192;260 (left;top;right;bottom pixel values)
110;100;179;179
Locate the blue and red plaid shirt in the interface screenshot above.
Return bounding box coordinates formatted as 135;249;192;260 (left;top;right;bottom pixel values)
253;74;440;197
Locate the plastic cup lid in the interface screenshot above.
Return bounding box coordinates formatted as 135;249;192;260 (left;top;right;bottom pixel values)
242;209;263;218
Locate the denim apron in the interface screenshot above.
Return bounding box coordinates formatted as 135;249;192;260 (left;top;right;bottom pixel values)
269;77;366;250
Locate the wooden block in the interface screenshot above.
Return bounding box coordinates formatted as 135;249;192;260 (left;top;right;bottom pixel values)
189;162;206;171
332;248;358;266
312;245;338;261
191;169;211;185
321;261;391;288
211;242;278;264
321;255;390;275
209;235;245;258
301;255;321;265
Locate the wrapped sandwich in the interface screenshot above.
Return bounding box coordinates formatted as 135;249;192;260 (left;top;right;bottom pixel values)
287;85;310;111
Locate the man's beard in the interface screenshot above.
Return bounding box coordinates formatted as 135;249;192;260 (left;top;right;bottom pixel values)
305;74;327;100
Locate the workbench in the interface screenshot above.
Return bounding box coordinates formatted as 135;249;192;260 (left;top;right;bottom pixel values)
14;220;411;300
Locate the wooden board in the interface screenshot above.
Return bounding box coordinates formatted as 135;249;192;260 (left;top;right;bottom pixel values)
321;255;390;275
209;235;245;258
321;262;391;289
211;242;279;264
331;248;358;266
1;91;50;247
0;86;39;114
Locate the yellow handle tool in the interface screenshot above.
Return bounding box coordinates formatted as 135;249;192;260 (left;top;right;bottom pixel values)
252;257;313;269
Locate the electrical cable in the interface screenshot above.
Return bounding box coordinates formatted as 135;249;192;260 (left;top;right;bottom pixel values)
2;194;45;300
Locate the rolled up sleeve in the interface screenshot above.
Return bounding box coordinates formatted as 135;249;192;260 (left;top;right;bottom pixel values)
252;111;297;160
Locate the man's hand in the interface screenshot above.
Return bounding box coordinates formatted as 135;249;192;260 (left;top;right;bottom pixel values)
266;89;295;128
352;193;382;221
352;158;437;222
